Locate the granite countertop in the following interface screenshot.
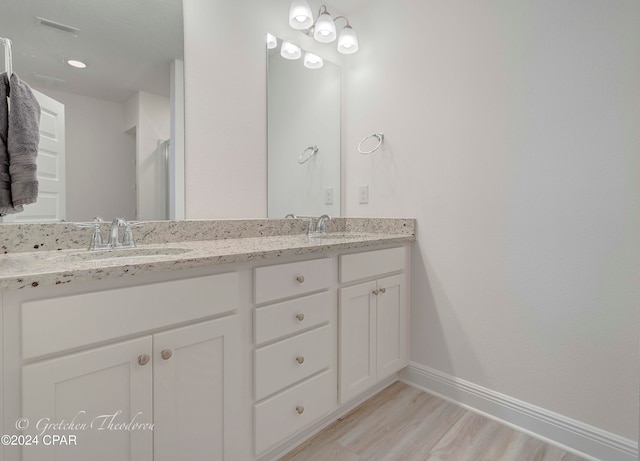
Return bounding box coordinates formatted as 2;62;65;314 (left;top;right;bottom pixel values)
0;229;414;291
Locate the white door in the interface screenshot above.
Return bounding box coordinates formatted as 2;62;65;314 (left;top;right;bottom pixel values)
339;281;377;404
376;274;408;380
21;337;153;461
2;90;66;222
153;315;242;461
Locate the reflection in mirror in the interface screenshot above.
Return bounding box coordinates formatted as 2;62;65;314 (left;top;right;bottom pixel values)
0;0;184;223
267;35;341;218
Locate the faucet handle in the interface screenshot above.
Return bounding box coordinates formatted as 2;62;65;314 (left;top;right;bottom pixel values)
74;216;104;228
305;217;317;236
122;221;146;247
76;217;106;250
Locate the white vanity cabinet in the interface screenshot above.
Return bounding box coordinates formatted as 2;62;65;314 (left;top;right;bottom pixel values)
253;258;337;455
338;247;409;404
12;272;242;461
1;235;413;461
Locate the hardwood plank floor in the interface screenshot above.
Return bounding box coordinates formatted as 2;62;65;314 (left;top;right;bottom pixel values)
279;382;588;461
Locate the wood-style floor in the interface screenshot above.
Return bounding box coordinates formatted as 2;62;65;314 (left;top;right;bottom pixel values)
280;381;588;461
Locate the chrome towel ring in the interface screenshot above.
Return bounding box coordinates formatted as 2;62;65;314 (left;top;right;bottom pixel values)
298;145;318;164
358;132;384;155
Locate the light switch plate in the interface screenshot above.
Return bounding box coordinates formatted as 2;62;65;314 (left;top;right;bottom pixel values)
359;185;369;204
324;187;334;205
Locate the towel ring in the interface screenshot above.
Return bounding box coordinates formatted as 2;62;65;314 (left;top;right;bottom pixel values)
298;145;318;164
358;133;384;155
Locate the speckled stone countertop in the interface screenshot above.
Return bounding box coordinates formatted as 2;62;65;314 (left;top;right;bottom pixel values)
0;218;415;291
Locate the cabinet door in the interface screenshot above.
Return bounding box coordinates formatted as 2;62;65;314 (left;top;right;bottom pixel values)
376;274;408;380
339;281;377;404
22;337;153;461
153;315;241;461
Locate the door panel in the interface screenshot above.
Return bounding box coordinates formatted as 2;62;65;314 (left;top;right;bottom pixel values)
22;337;153;461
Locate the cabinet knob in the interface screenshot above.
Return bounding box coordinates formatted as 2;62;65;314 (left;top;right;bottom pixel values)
380;287;386;294
137;354;150;366
296;275;305;284
296;356;305;364
296;313;305;322
372;289;379;296
161;349;173;360
295;405;305;415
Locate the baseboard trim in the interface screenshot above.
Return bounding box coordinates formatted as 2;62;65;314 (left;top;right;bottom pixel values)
399;362;637;461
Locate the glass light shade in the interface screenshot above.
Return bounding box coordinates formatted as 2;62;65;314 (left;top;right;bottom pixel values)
303;53;324;69
280;41;302;60
314;12;337;43
289;0;313;30
266;33;277;49
337;25;359;54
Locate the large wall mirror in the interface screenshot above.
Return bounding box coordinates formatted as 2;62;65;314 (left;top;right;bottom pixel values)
0;0;184;223
267;35;341;218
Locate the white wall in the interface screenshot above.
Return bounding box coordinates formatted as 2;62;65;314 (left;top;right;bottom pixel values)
182;0;639;445
344;0;639;441
33;87;136;221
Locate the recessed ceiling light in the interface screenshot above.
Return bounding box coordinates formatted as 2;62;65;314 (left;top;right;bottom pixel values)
67;59;87;69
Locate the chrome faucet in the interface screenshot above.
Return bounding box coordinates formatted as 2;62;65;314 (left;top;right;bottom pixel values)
307;214;332;237
77;217;145;250
108;218;145;249
316;214;332;234
108;217;127;247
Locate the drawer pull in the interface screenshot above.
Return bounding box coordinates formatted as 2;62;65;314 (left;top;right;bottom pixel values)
296;356;305;364
372;289;379;296
380;287;386;294
137;354;150;366
161;349;173;360
295;405;305;415
296;313;305;322
296;275;305;284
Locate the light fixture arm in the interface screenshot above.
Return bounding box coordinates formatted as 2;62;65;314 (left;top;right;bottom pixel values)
333;16;351;28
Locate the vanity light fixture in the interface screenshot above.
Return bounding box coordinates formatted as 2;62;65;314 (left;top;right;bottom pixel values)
288;2;359;55
280;41;302;60
303;52;323;69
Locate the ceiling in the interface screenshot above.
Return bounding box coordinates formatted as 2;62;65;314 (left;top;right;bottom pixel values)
0;0;183;102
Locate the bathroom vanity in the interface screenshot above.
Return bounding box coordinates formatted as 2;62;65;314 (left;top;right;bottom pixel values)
0;218;414;461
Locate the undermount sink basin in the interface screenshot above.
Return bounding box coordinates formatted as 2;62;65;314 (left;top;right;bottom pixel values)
49;247;192;263
309;233;367;240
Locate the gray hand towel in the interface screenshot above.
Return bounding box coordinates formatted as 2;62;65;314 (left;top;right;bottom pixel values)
7;73;40;209
0;72;19;215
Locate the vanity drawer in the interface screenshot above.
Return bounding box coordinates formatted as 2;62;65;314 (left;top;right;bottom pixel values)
339;247;405;283
254;325;331;400
254;258;331;304
254;369;336;455
22;272;239;360
254;291;332;345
